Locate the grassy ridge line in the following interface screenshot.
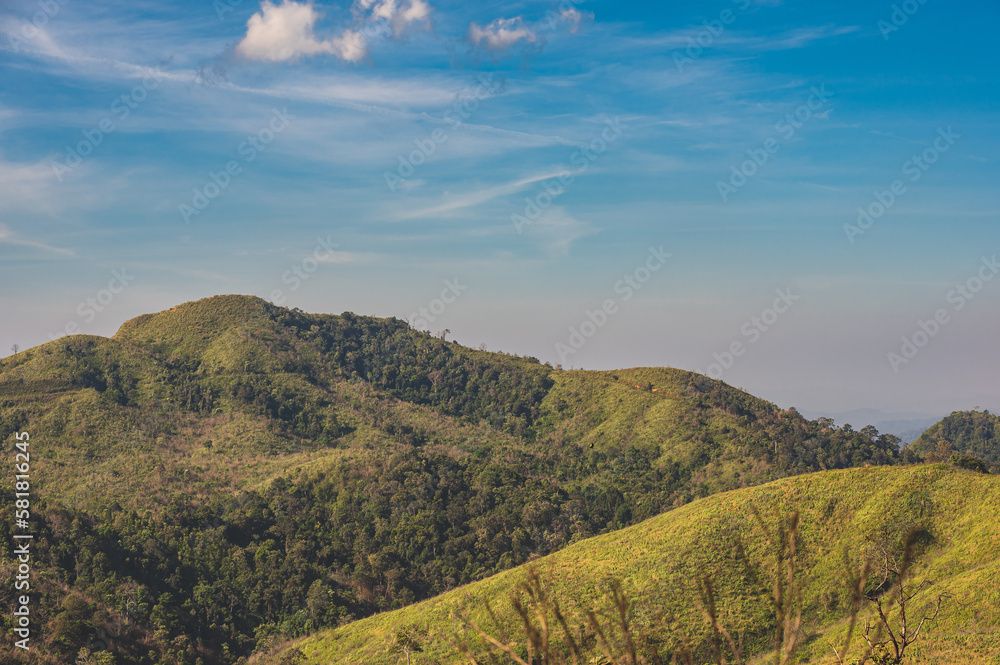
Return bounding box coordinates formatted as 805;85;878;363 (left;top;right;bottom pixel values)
294;465;1000;664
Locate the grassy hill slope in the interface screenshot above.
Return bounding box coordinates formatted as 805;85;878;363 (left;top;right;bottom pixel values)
292;464;1000;665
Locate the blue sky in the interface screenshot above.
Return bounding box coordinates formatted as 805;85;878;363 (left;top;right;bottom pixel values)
1;0;998;416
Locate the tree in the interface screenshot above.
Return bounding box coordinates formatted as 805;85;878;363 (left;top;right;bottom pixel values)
75;648;115;665
924;440;952;463
428;369;443;396
10;343;19;355
948;453;989;474
857;528;943;664
393;626;427;665
275;648;306;665
306;580;332;626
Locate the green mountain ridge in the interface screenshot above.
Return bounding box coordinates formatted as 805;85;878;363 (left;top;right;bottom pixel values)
0;295;942;664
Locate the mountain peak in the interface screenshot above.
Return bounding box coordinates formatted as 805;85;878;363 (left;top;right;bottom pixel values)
115;294;273;339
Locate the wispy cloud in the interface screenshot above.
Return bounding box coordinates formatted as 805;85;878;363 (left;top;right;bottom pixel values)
622;23;858;53
0;223;74;256
556;8;591;35
316;250;379;264
0;18;194;85
398;171;568;219
0;157;65;214
526;207;596;257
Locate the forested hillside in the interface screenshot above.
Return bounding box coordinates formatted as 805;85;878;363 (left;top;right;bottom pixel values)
0;295;914;665
910;409;1000;471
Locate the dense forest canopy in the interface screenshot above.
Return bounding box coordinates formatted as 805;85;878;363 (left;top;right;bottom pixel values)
910;409;1000;465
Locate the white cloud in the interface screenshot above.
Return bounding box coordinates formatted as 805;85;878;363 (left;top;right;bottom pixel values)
468;17;537;52
354;0;432;37
236;1;367;63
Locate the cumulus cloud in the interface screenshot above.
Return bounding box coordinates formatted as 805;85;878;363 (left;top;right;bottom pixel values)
468;7;590;55
353;0;432;37
236;1;367;62
468;17;537;52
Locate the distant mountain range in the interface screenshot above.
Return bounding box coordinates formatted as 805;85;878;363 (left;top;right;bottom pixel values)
800;407;946;443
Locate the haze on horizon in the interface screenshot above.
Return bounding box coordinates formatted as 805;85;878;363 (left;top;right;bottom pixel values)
1;0;998;417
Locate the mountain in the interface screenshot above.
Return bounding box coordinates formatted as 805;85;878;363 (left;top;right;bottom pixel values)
800;407;944;444
911;409;1000;470
287;465;1000;665
0;295;912;665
